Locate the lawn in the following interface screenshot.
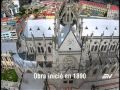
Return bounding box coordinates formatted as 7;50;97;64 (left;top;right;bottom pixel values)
1;69;18;82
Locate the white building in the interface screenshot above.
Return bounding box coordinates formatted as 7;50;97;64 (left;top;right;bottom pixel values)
1;25;18;40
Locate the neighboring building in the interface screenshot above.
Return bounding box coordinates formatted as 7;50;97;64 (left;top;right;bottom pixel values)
19;0;32;6
1;41;17;68
79;1;107;16
1;0;20;18
1;25;18;40
79;1;119;18
107;4;119;19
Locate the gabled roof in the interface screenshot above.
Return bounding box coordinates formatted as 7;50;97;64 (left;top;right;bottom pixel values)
58;25;70;47
82;18;119;36
24;19;54;38
58;25;81;49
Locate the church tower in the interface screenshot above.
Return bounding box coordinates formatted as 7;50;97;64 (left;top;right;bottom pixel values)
54;0;83;73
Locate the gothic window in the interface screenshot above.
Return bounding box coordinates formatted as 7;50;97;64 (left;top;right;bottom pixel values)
91;46;94;51
104;42;107;44
114;27;117;30
48;27;51;30
69;48;71;50
85;26;88;29
106;27;108;30
112;45;115;50
101;45;104;51
111;67;115;73
32;47;34;53
46;61;52;67
102;68;107;74
93;69;97;75
94;45;98;51
104;45;107;51
38;47;41;53
41;47;44;53
49;42;52;45
48;47;51;53
38;43;41;45
29;28;32;31
95;26;98;30
5;57;8;61
69;80;73;83
110;45;113;51
37;27;40;30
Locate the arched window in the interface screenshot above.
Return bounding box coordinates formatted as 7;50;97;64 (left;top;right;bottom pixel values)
30;47;32;53
41;47;44;53
102;68;107;74
104;45;107;51
48;47;51;53
38;47;41;53
110;45;113;51
94;45;98;51
101;45;104;51
93;69;97;75
112;45;115;50
91;46;94;51
111;67;116;73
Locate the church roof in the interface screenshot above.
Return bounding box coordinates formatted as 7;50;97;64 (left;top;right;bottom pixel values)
24;19;54;38
82;18;119;36
58;25;70;47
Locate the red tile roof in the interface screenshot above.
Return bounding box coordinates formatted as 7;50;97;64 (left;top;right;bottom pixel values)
110;5;119;10
1;17;9;22
80;1;107;8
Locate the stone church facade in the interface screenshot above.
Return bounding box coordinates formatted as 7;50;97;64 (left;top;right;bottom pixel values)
18;0;119;90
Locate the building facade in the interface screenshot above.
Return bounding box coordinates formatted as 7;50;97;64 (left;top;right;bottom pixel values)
16;1;119;90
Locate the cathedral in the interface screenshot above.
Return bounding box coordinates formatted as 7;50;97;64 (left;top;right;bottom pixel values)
9;0;119;90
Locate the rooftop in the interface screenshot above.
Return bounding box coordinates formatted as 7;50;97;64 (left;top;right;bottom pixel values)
24;19;54;38
1;25;16;33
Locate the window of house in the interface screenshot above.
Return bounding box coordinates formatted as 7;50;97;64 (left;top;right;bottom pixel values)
48;27;51;30
37;27;40;30
111;67;115;73
94;45;98;51
95;26;98;30
30;28;32;31
104;45;107;51
38;47;41;53
102;68;107;74
48;47;51;53
85;26;88;29
49;42;52;45
41;47;44;53
101;45;104;51
69;80;73;83
112;45;115;50
94;42;97;44
106;27;108;30
91;46;94;51
38;43;41;45
114;27;117;30
110;45;113;51
93;69;97;75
